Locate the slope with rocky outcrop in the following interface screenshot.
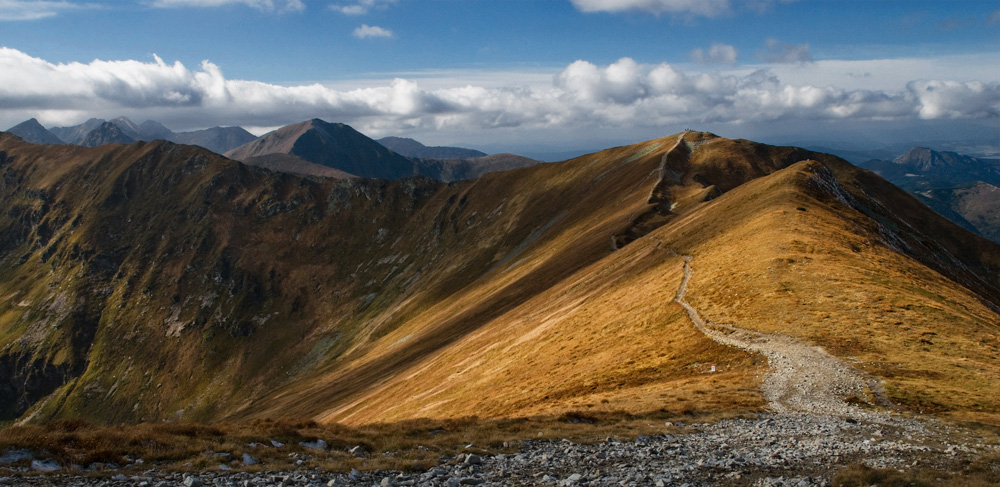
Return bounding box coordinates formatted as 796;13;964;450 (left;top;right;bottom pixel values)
0;130;998;428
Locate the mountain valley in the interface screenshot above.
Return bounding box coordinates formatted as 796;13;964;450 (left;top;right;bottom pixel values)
859;147;1000;243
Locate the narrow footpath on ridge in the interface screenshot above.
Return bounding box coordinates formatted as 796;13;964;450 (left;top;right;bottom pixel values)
673;255;893;419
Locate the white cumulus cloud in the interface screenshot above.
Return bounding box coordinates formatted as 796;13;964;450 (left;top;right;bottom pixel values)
353;24;393;38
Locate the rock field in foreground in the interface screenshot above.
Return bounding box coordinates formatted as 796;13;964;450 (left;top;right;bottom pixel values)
2;412;996;487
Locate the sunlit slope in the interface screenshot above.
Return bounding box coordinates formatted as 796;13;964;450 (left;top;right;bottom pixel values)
673;154;1000;423
246;133;744;421
1;131;997;426
278;138;999;425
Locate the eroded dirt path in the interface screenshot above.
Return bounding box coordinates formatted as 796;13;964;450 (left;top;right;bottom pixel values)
674;256;892;419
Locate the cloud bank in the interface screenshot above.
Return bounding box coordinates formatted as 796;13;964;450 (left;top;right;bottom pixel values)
0;48;997;143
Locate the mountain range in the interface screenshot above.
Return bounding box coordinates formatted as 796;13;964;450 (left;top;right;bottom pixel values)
7;117;538;183
859;147;1000;243
0;128;997;428
8;116;258;154
225;118;538;182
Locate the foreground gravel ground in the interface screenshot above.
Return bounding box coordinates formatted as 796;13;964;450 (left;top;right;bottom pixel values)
3;411;997;487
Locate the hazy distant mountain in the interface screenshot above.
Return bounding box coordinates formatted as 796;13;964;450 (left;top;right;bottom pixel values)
860;147;1000;189
39;117;258;154
226;119;415;179
109;116;146;141
859;147;1000;243
139;120;175;140
6;118;63;144
415;153;540;182
79;121;136;147
50;118;105;145
171;126;257;154
378;136;487;159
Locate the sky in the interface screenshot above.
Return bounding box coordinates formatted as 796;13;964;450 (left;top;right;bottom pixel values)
0;0;998;156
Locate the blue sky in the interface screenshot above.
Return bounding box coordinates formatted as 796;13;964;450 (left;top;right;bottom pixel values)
1;0;998;155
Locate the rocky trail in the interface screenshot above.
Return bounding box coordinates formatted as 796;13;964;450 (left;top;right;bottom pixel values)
673;256;892;418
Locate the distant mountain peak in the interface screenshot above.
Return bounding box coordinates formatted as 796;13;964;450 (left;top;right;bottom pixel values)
6;118;64;145
139;120;175;140
79;121;136;147
894;146;976;171
226;118;415;179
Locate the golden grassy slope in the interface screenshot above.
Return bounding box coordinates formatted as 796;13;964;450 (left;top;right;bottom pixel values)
279;139;999;426
675;159;1000;423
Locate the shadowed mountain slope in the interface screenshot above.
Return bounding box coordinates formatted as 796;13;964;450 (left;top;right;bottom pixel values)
79;121;136;147
377;136;487;159
171;126;257;155
414;153;541;182
0;131;997;427
50;118;105;145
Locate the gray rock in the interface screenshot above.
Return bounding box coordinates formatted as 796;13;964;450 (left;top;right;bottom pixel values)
299;439;328;450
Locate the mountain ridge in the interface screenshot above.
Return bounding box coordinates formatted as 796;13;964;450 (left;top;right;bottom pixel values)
0;131;997;428
11;117;257;154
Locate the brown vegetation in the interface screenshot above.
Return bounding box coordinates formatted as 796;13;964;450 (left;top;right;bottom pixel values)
0;128;997;430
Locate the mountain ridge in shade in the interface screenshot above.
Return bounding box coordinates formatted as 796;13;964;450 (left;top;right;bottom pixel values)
378;136;487;159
